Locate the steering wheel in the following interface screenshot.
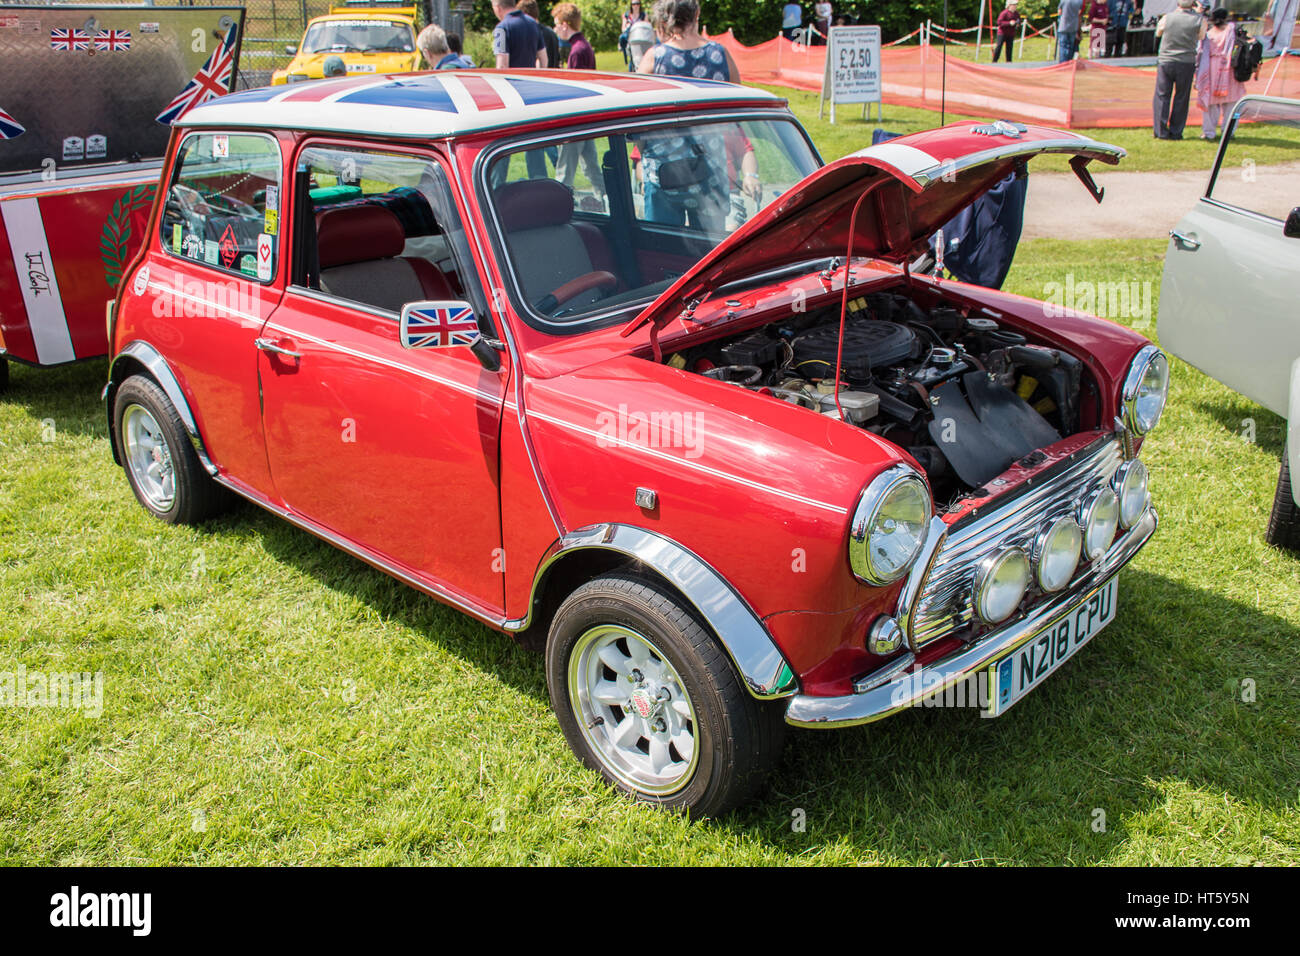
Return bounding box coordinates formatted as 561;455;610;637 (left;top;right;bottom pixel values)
536;270;619;316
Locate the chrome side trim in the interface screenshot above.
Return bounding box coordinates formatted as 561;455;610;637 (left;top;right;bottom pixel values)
504;523;799;700
784;506;1157;728
107;341;217;476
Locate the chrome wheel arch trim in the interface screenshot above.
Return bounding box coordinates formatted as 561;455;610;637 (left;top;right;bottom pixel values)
506;523;799;700
104;340;217;476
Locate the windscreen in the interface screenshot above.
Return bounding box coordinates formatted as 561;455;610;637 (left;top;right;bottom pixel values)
484;116;818;331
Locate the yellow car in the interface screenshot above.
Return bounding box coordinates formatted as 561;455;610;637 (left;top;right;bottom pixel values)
272;4;419;85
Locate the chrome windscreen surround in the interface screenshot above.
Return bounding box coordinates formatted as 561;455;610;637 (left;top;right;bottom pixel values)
907;435;1126;648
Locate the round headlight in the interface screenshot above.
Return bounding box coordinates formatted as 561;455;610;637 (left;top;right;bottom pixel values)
849;465;932;586
1122;346;1170;435
973;548;1031;624
1079;487;1120;561
1033;516;1082;592
1113;459;1149;528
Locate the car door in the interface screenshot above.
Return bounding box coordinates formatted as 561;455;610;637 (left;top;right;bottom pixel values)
1158;95;1300;419
258;141;509;616
132;129;286;495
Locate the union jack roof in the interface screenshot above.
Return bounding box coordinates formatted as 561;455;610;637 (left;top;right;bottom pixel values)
178;70;782;138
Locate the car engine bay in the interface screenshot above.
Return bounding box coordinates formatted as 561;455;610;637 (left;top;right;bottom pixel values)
667;288;1099;507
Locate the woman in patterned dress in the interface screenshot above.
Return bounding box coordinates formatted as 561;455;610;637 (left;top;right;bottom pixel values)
632;0;743;232
1195;8;1247;139
635;0;741;82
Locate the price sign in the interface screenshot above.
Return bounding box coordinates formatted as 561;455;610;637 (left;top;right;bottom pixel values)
819;25;883;124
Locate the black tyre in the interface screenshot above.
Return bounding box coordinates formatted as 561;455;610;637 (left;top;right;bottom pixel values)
113;375;229;525
546;571;785;817
0;357;8;393
1266;442;1300;552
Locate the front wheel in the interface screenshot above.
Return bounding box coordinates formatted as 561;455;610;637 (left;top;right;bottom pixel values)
1265;442;1300;552
545;571;785;817
113;375;229;525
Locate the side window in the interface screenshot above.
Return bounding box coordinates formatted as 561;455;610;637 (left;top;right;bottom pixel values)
1208;100;1300;221
293;145;486;319
488;134;614;216
160;132;281;281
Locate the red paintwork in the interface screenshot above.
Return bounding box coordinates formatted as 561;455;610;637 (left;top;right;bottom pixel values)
108;103;1156;698
0;171;157;365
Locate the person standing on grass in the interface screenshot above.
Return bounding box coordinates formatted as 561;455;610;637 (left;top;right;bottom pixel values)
636;0;741;81
520;0;560;73
446;32;475;67
620;0;647;66
993;0;1021;63
635;0;739;232
553;2;605;201
1088;0;1110;58
1105;0;1132;56
492;0;547;181
416;24;473;69
492;0;547;69
1153;0;1205;139
1195;8;1247;140
814;1;833;43
1057;0;1086;62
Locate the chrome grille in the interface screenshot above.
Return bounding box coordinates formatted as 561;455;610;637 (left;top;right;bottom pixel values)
910;436;1125;647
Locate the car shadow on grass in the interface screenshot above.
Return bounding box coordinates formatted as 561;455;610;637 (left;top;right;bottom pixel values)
247;507;551;703
723;567;1299;864
1194;396;1286;458
0;359;109;440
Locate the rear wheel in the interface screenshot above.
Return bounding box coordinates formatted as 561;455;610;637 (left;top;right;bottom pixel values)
113;375;229;525
1265;442;1300;552
0;357;8;393
545;571;785;817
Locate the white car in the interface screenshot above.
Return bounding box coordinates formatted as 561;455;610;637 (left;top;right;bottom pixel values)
1159;94;1300;551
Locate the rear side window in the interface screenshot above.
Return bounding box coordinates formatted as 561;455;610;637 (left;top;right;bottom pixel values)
159;132;282;282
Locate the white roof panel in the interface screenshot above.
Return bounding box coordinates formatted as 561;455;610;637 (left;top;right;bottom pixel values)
180;70;783;138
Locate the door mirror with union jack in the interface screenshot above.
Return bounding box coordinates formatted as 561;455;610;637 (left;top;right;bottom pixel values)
398;301;481;352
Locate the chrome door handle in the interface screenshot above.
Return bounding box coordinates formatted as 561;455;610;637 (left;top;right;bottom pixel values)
1169;230;1200;250
255;337;302;359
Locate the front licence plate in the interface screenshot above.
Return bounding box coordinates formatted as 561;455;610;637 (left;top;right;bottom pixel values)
984;576;1118;717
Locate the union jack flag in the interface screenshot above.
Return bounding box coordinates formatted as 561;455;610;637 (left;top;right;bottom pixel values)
155;23;238;125
50;28;90;51
0;107;24;140
94;29;131;52
403;304;478;349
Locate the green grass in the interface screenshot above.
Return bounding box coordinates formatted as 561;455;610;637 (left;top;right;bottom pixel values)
2;236;1297;864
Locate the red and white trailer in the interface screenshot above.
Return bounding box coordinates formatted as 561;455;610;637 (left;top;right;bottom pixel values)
0;3;245;389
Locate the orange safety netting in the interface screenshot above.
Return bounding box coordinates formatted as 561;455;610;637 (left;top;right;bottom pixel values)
713;30;1300;129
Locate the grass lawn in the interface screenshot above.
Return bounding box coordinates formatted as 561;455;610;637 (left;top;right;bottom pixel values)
2;236;1297;865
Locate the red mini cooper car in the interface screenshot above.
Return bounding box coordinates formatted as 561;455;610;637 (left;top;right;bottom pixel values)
105;71;1168;815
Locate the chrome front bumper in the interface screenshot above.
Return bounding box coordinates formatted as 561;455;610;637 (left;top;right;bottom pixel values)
784;506;1158;728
